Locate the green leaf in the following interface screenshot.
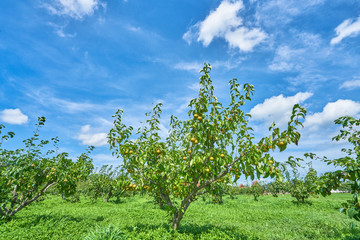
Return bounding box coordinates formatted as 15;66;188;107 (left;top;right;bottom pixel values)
348;208;359;218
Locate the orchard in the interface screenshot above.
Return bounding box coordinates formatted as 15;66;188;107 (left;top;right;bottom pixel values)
1;65;360;238
108;63;307;230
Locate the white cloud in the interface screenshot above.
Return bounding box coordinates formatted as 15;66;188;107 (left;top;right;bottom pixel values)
331;17;360;45
47;22;76;38
340;79;360;90
269;46;304;72
269;33;325;73
77;124;108;146
183;24;199;45
53;98;102;113
173;58;245;73
268;32;338;87
188;82;201;91
0;108;29;125
26;88;109;113
255;0;325;27
56;28;76;38
285;72;328;87
304;100;360;131
44;0;105;19
197;0;244;46
183;0;267;52
225;27;267;51
127;25;141;32
174;62;203;72
249;92;313;127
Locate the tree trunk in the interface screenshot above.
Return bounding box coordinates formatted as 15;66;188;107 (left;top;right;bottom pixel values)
1;182;57;218
172;210;184;231
103;191;110;202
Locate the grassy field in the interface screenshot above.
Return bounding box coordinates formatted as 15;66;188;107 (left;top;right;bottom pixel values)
1;193;360;239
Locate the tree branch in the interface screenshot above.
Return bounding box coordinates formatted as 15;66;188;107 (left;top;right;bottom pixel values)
9;181;57;217
11;185;18;209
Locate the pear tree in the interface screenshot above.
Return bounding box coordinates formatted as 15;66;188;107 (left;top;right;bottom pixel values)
86;165;130;202
108;63;307;230
0;117;94;219
284;162;319;203
307;116;360;219
246;180;265;201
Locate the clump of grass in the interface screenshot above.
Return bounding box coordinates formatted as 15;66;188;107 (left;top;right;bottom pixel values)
83;225;126;240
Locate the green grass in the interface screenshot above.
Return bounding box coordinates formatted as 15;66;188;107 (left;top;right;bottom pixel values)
1;194;360;239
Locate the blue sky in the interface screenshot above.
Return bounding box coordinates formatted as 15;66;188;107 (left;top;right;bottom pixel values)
1;0;360;176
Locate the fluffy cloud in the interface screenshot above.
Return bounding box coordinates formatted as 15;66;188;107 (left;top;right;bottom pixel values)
0;108;29;125
304;99;360;131
331;17;360;45
77;124;107;146
197;0;244;46
44;0;105;19
225;27;267;52
249;92;313;127
183;0;266;52
340;79;360;90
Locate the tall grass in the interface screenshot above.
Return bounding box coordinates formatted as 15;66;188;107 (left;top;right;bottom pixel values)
83;225;126;240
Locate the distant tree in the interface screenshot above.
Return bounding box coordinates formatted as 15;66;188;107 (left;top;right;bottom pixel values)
266;179;285;197
337;182;351;193
86;165;130;203
209;182;228;204
246;180;265;201
284;161;318;203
